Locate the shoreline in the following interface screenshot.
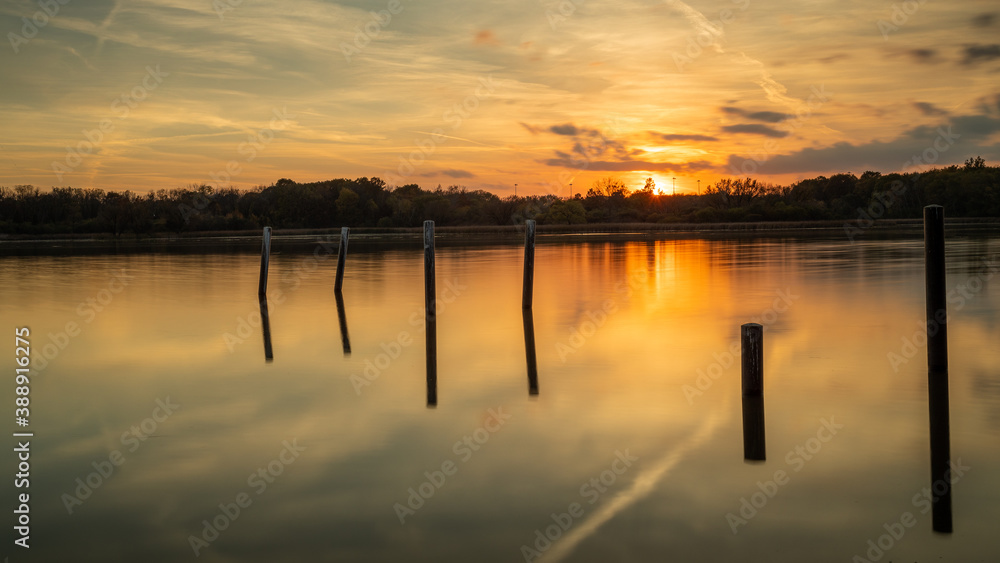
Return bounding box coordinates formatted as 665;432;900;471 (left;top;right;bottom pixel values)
1;218;998;250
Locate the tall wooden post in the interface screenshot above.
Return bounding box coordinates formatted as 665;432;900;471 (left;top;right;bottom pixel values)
334;227;350;293
741;323;763;396
522;220;536;310
424;221;437;406
258;227;271;298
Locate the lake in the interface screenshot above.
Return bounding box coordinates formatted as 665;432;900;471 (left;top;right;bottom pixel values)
3;232;998;562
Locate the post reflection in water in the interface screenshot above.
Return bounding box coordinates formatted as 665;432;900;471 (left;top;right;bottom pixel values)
928;369;953;533
426;305;437;408
335;291;351;356
522;309;539;396
742;395;765;462
259;297;273;362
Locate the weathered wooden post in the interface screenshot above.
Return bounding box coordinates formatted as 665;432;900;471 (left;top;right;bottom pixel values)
334;226;350;293
335;291;351;356
924;205;948;371
522;220;536;310
523;309;539;395
424;220;437;407
742;395;765;461
258;226;271;298
259;297;273;362
741;323;763;396
924;204;952;533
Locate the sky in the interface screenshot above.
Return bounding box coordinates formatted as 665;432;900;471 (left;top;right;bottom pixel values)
1;0;999;196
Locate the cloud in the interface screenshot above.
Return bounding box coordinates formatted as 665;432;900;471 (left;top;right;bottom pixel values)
972;13;996;27
908;48;937;63
727;114;1000;174
913;102;947;116
474;30;500;46
550;124;580;136
440;169;475;178
721;107;790;123
648;132;719;142
962;44;1000;64
721;124;789;138
542;155;714;173
519;122;542;135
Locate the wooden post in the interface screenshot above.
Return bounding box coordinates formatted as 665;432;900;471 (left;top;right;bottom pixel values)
741;323;763;396
924;205;952;532
334;226;349;293
523;309;539;395
522;220;535;310
335;291;351;356
258;226;271;298
742;395;765;461
924;205;948;371
424;220;437;407
259;297;273;362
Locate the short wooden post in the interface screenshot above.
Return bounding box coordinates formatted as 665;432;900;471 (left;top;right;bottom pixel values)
522;220;535;310
924;205;948;371
523;309;539;395
334;226;349;293
741;323;763;396
258;226;271;298
424;220;437;407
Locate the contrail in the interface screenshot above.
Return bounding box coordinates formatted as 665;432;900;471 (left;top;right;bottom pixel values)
543;405;730;562
667;0;807;115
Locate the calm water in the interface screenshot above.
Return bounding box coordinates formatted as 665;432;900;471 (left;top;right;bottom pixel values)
2;234;999;562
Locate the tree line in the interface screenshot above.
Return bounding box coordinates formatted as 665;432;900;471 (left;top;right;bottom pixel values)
0;158;997;235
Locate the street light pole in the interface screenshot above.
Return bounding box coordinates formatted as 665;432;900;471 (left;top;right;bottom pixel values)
672;177;676;196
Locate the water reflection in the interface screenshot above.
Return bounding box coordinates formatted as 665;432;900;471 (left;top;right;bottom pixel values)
742;395;766;462
928;369;952;533
1;236;997;562
335;291;351;356
259;297;273;362
523;309;539;396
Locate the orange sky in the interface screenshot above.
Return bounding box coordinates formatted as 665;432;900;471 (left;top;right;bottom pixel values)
1;0;999;196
